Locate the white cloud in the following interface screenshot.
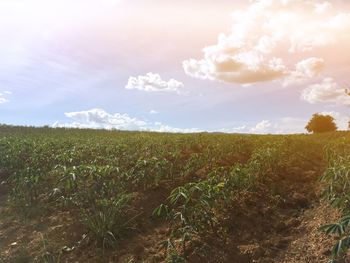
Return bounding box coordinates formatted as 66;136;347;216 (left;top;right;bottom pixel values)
251;115;348;134
295;57;325;78
314;1;332;14
0;92;10;104
271;117;308;134
250;120;272;133
0;98;8;104
59;108;147;130
219;118;308;134
218;125;248;133
221;114;349;134
285;57;325;85
57;110;346;134
126;73;184;93
301;78;350;105
183;46;288;85
271;116;346;134
149;110;158;114
183;0;350;85
248;118;308;134
53;108;201;133
152;122;202;133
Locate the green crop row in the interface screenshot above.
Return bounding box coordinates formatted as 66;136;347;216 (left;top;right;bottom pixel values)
321;136;350;263
0;126;348;262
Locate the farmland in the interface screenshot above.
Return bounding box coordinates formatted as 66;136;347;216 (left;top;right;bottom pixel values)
0;125;349;263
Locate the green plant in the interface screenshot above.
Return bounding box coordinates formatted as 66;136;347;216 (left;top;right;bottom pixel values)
154;164;255;259
320;141;350;262
321;215;350;263
83;194;131;251
321;156;350;210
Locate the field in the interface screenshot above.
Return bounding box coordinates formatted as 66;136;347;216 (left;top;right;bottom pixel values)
0;125;349;263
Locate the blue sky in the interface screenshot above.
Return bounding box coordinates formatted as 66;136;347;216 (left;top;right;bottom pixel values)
0;0;349;133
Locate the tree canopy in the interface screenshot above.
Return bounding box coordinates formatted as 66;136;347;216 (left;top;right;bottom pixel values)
305;114;337;133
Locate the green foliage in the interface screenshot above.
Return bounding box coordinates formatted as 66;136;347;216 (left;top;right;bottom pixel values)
321;137;350;262
83;194;131;250
153;164;257;258
0;125;347;261
321;156;350;210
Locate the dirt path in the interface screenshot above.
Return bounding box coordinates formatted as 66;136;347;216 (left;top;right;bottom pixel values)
257;169;338;263
278;201;340;263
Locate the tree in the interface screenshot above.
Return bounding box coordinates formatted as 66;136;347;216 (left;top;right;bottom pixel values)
305;113;337;133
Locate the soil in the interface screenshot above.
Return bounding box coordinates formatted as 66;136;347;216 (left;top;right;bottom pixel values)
0;166;342;263
183;167;339;263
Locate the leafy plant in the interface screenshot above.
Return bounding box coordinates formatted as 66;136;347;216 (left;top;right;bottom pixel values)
83;194;132;250
321;141;350;262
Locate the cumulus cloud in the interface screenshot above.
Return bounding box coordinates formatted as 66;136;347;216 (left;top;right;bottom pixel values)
250;120;272;133
284;57;325;85
60;108;147;130
149;110;158;114
183;0;350;85
183;51;288;84
301;78;350;105
53;108;201;133
295;57;325;78
126;73;184;93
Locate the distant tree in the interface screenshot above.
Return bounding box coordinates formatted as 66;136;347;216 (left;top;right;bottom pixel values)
305;113;337;133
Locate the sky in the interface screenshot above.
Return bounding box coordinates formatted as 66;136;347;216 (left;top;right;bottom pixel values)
0;0;349;134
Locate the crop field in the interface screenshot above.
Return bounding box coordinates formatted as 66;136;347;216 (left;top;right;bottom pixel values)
0;126;349;263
